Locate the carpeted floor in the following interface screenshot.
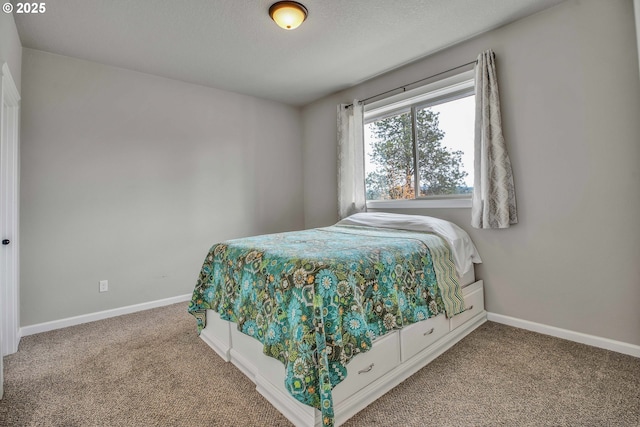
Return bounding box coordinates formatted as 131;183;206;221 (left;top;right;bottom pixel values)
1;303;638;426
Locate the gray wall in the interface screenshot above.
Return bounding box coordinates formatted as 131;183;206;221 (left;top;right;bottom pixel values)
302;0;640;345
20;49;304;326
0;11;21;92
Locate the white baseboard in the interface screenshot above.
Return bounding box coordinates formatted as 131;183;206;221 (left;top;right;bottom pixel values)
487;312;640;358
20;294;192;337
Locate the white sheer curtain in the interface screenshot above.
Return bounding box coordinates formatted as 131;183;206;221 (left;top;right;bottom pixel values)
337;101;366;219
471;50;518;229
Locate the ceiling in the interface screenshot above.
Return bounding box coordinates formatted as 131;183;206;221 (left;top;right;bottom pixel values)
13;0;565;106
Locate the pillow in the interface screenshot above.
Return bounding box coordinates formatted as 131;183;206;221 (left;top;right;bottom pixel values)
336;212;481;277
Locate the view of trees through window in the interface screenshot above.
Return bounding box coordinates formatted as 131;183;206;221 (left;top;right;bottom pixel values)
365;94;474;200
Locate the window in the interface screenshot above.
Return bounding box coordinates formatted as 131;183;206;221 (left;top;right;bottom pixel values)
364;70;475;208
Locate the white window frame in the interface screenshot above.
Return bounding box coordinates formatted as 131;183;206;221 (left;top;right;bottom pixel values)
364;70;474;209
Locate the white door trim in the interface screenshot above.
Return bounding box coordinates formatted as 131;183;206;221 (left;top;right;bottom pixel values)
635;0;640;78
1;62;21;358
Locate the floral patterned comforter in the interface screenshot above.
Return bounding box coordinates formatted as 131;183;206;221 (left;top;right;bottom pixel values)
188;225;465;426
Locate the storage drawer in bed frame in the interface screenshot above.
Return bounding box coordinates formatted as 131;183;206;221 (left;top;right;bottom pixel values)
200;279;486;427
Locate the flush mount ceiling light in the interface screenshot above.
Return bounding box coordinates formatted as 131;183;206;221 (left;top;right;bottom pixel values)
269;1;308;30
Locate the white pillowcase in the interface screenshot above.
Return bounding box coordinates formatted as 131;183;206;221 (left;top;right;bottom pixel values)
336;212;482;277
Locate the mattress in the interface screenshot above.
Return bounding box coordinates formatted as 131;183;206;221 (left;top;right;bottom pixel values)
460;266;476;287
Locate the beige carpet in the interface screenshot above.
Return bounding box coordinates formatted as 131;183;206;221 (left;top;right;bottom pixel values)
1;303;638;426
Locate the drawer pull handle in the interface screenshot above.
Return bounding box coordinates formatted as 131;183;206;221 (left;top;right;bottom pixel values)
467;305;474;311
423;328;435;336
358;363;374;374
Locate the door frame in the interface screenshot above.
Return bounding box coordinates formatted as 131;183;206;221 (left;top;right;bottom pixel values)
1;62;21;360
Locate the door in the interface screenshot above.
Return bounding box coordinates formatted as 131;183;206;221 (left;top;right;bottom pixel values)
0;63;21;399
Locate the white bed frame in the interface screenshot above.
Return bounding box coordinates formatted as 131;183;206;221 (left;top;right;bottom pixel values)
200;279;487;426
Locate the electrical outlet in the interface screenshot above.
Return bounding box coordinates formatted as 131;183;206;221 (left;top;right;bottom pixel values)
99;280;108;293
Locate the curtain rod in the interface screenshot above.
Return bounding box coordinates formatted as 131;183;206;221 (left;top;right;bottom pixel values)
345;59;477;108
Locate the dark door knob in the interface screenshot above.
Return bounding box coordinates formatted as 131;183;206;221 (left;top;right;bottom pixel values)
2;239;10;245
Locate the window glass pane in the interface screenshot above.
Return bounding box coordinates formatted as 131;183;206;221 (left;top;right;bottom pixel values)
416;95;474;197
364;110;414;200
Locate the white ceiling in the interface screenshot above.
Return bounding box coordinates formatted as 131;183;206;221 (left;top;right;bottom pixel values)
13;0;565;106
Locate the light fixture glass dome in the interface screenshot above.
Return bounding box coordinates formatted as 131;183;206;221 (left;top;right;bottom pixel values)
269;1;308;30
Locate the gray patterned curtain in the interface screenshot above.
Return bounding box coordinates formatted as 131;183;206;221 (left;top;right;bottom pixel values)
337;100;366;219
471;50;518;229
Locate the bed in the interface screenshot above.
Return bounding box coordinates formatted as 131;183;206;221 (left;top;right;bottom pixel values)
188;212;486;426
